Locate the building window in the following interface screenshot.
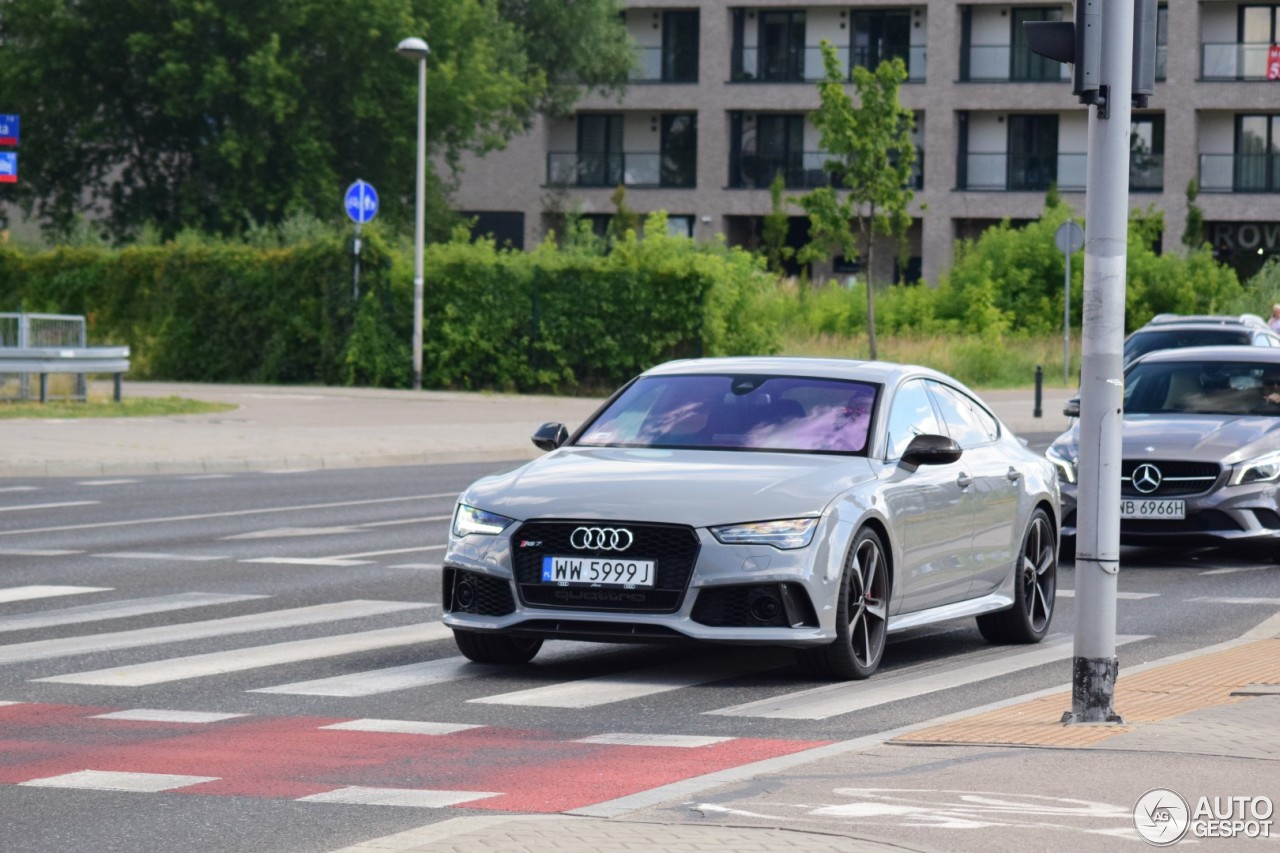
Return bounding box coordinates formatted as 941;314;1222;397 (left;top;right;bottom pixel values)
1130;116;1165;192
1008;115;1058;191
851;11;911;72
759;10;806;81
731;113;805;188
578;114;623;187
1011;8;1064;81
1235;114;1280;191
662;11;699;82
660;114;697;188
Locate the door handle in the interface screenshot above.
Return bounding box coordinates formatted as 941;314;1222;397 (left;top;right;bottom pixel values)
956;473;973;489
1007;466;1023;482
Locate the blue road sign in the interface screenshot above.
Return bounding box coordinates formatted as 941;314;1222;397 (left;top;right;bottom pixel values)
344;180;379;224
0;115;17;146
0;152;16;183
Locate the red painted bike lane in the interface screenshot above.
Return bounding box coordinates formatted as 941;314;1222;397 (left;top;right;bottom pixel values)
0;702;831;811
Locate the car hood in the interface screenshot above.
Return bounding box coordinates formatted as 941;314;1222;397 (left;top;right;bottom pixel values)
1054;414;1280;465
460;446;878;528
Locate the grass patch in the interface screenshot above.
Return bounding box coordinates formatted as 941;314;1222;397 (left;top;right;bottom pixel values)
0;396;237;420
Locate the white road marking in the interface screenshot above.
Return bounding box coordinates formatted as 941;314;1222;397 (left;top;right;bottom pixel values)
20;770;219;792
470;653;787;709
574;733;735;748
297;787;499;808
0;492;459;537
253;651;479;697
388;563;442;571
1055;590;1158;600
223;527;361;539
0;592;265;633
1191;596;1280;605
320;719;482;736
0;701;23;707
0;600;429;665
92;551;227;562
0;486;38;492
0;549;85;556
38;624;443;686
0;585;110;605
707;635;1147;720
1201;565;1271;576
181;474;233;480
326;545;446;559
359;515;453;528
240;557;372;567
0;501;98;513
76;479;138;486
92;709;248;723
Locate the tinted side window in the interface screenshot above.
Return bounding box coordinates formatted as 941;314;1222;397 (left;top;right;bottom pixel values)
885;379;941;460
927;381;998;448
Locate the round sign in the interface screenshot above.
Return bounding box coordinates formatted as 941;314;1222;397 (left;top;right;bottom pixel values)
344;180;379;225
1055;220;1084;254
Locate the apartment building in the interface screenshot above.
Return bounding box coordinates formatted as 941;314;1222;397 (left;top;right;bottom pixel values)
449;1;1280;286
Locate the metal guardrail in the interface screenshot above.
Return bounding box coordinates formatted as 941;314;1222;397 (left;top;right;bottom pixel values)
0;346;131;402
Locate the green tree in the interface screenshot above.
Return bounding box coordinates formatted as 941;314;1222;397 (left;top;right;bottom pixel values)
1182;179;1206;250
795;41;916;359
0;0;633;240
762;170;794;275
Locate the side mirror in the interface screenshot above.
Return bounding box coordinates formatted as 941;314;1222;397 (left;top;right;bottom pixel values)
531;422;569;452
1063;397;1081;418
900;434;963;468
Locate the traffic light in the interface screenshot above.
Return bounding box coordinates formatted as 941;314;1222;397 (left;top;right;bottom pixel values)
1023;0;1157;109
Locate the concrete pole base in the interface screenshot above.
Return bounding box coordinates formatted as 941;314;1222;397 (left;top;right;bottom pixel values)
1061;656;1125;724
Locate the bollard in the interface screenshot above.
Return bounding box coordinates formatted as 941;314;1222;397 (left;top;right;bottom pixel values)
1034;365;1043;418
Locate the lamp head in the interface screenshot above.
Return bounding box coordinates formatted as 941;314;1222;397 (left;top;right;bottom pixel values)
396;37;430;61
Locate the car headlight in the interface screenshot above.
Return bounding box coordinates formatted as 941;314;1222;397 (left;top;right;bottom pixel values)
710;518;818;550
1228;450;1280;486
452;504;515;537
1046;445;1077;485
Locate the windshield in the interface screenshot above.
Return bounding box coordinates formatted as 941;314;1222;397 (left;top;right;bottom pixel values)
1123;361;1280;416
577;374;878;454
1124;329;1250;364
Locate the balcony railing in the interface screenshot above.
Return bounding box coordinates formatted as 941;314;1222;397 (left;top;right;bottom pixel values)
1201;43;1280;81
630;46;698;83
1199;153;1280;192
547;151;696;188
960;152;1162;191
732;45;926;83
731;150;923;190
962;45;1070;82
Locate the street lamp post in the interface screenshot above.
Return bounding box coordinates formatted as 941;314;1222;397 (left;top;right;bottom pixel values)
397;36;430;390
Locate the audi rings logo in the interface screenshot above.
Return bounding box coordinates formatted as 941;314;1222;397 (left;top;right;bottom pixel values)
570;526;634;551
1132;463;1164;495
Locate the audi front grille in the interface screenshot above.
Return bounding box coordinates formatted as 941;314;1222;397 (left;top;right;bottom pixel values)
510;520;700;613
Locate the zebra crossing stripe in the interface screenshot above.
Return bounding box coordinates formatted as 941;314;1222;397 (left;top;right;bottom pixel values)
37;624;445;686
19;770;219;792
469;651;791;708
252;649;474;697
297;786;500;808
0;593;266;634
0;585;110;605
573;733;735;748
0;600;430;666
92;709;248;723
320;719;483;735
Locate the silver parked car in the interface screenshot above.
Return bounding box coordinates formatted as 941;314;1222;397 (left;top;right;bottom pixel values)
1047;346;1280;555
444;357;1061;680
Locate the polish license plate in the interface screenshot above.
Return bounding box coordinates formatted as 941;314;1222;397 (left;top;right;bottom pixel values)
541;555;655;588
1120;499;1186;520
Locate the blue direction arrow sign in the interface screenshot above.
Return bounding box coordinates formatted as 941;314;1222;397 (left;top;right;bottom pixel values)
0;115;17;147
0;152;16;183
344;180;379;224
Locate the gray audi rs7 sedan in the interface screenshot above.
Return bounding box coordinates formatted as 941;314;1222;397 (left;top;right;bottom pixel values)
443;357;1061;680
1048;346;1280;556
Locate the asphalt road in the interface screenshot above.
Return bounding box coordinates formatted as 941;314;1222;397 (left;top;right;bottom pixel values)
0;463;1276;852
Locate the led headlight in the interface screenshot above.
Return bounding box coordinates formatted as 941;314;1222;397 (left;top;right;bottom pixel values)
1046;445;1078;485
710;517;818;550
1228;450;1280;486
452;504;515;537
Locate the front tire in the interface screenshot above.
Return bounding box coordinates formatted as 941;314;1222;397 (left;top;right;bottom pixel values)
976;508;1056;644
795;526;890;680
452;629;542;664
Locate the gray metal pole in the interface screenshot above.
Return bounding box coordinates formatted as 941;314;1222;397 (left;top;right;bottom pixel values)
1064;0;1133;725
1064;247;1071;387
411;55;426;391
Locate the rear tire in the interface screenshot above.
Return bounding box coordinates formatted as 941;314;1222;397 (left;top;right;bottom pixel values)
795;526;890;680
976;508;1056;644
452;629;542;664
